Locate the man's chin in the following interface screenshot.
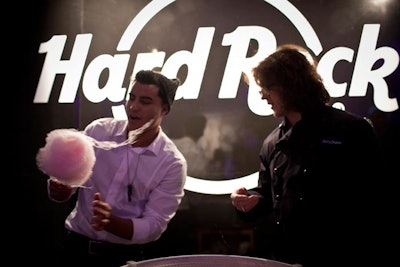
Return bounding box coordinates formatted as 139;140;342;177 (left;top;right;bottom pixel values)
129;119;155;132
128;120;143;131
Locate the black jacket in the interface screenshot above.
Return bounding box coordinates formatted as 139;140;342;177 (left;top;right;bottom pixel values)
242;105;384;266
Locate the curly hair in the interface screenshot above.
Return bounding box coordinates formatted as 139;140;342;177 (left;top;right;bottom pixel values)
252;44;330;114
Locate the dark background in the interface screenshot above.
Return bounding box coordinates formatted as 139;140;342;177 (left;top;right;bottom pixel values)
13;0;399;265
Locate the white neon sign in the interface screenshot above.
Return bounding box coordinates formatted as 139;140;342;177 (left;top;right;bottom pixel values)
33;0;399;194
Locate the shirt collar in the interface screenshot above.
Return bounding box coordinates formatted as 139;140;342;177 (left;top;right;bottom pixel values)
121;123;163;156
141;128;162;156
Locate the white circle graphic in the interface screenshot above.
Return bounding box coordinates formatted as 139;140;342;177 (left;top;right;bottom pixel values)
117;0;322;194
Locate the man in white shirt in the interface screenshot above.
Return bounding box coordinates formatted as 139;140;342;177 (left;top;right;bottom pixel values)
47;70;187;267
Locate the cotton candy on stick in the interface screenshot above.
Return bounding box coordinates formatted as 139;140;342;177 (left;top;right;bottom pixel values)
36;120;154;186
36;129;96;187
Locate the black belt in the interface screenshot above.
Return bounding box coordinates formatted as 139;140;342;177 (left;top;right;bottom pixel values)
66;230;143;257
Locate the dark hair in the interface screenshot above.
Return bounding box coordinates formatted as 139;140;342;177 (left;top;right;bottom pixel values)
134;70;181;112
252;44;330;113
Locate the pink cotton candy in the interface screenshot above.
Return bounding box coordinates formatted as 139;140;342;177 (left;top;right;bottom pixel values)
36;129;96;186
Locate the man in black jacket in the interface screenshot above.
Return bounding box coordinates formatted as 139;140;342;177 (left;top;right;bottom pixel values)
230;44;385;267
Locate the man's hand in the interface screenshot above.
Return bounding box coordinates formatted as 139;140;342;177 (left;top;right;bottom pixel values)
48;177;74;202
230;187;260;212
91;192;112;231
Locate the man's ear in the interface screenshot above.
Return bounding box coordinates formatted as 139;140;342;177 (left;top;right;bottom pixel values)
162;104;170;115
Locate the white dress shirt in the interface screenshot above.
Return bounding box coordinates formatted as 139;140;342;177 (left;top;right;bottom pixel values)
64;117;187;244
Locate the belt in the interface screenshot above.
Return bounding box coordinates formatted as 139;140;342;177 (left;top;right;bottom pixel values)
66;230;143;257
